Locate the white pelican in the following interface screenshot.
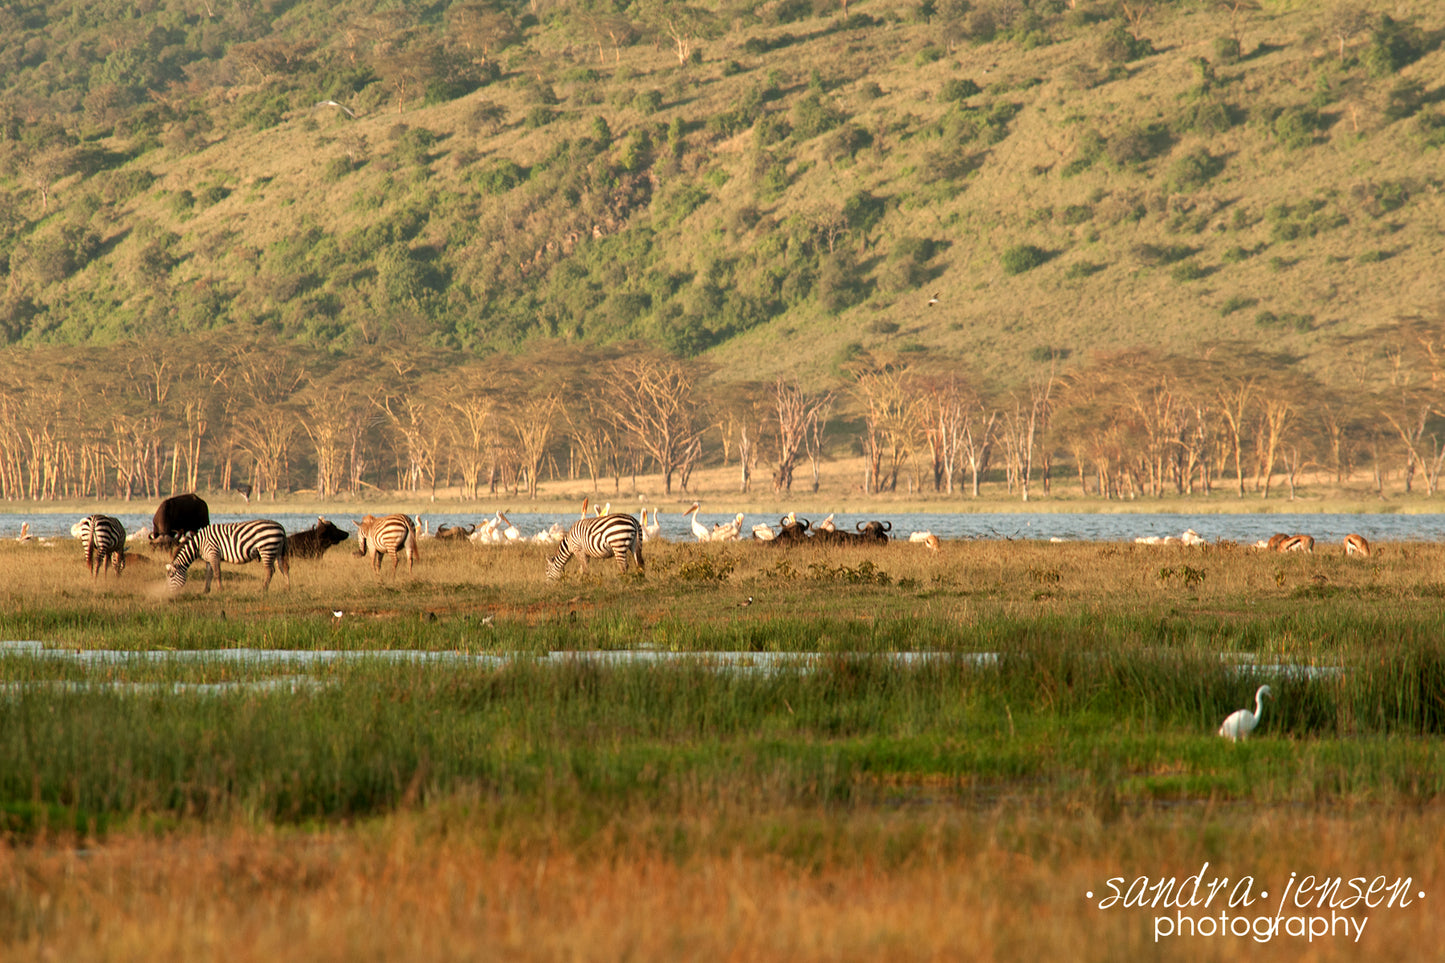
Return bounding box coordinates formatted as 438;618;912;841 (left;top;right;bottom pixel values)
712;512;745;541
817;513;837;532
642;508;662;542
1219;685;1273;742
752;523;776;541
469;517;501;544
497;512;521;541
684;502;711;542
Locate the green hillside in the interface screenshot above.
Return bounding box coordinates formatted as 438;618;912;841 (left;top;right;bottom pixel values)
3;0;1441;386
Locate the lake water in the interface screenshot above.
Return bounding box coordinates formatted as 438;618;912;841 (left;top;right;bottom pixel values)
8;509;1445;545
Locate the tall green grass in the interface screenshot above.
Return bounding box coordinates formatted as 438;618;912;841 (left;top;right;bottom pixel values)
3;636;1443;834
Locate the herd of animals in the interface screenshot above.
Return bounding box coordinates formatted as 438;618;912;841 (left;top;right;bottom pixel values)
44;495;920;591
29;493;1375;596
29;495;1348;742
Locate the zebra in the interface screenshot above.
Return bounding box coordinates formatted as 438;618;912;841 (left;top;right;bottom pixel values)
166;520;291;592
78;514;126;578
353;513;418;573
546;513;644;581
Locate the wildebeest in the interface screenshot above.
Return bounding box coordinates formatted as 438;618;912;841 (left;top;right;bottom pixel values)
150;493;210;548
287;516;349;559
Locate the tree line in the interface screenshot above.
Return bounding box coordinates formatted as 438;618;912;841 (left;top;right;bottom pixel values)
2;320;1443;504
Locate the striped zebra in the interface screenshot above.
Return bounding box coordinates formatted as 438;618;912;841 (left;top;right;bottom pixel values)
353;513;418;573
78;514;126;578
546;513;644;581
166;520;291;592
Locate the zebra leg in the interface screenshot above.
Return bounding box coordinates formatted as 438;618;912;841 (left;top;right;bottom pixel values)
203;560;217;593
261;559;273;591
115;549;125;578
278;552;291;589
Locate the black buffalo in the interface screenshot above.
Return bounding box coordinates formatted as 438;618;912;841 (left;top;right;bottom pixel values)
150;493;210;548
856;520;892;542
768;515;813;545
287;517;350;559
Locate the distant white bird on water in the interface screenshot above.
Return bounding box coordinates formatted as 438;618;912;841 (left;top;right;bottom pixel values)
1218;684;1273;742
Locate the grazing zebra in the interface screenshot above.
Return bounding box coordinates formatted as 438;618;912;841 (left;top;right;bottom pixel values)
353;513;419;573
546;513;644;581
78;514;126;577
166;520;290;592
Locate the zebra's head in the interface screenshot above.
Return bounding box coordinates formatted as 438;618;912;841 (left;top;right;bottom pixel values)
165;560;189;590
165;532;198;590
545;550;567;582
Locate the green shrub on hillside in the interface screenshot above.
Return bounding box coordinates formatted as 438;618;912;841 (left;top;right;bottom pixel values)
824;123;873;160
475;158;525;194
940;78;981;102
1134;243;1194;266
1363;14;1435;77
1178;98;1243;135
791;92;846;140
1167;149;1224;192
1219;295;1257;316
1096;24;1154;65
1170;260;1207;282
1001;244;1047;275
1267;106;1324;150
816;253;869;313
1213;36;1241;64
95;168;157;203
1412;111;1445;149
1107;122;1172;166
1267;200;1347;242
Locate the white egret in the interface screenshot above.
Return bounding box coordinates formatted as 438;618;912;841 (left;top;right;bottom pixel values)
1218;685;1273;741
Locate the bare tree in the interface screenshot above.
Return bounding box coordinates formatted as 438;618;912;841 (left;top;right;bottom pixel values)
601;352;706;495
772;378;834;493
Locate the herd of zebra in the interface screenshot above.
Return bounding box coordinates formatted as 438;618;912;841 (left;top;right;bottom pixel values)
70;506;644;591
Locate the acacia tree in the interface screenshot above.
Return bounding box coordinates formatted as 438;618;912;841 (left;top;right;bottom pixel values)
916;371;980;494
498;359;562;500
601;351;706;495
852;361;920;494
771;378;834;493
300;382;370;498
637;2;720;65
439;366;497;500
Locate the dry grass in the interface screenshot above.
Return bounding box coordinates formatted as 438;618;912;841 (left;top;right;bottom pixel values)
3;804;1441;961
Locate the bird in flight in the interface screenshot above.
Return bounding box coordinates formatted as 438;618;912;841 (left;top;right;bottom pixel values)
927;292;940;307
315;100;357;118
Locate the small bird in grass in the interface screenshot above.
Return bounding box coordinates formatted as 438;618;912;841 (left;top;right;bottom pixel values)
739;596;753;608
481;614;495;627
332;610;344;619
1218;684;1273;742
